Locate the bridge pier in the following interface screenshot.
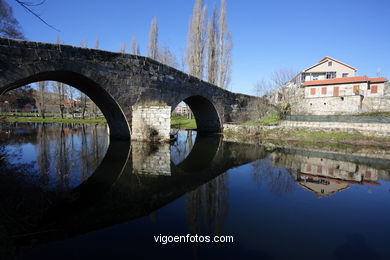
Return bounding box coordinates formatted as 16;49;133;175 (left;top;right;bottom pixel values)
131;105;171;142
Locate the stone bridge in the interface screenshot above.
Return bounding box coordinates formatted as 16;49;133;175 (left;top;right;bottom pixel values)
0;37;271;140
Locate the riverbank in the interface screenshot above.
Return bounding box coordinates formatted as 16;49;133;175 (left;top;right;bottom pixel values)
1;116;107;124
1;115;196;128
223;124;390;150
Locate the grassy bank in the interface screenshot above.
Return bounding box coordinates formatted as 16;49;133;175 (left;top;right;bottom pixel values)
241;111;280;126
223;127;390;150
3;114;196;127
171;115;196;129
2;116;107;124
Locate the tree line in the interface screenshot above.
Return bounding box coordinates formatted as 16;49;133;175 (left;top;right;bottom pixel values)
0;81;101;119
146;0;232;89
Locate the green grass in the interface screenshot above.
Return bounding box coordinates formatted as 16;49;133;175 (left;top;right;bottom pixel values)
2;116;107;124
223;126;390;150
241;109;280;126
0;112;59;117
241;115;279;126
289;129;367;141
171;115;197;129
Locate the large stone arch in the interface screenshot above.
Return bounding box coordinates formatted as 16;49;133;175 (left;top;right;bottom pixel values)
0;69;131;140
172;95;222;133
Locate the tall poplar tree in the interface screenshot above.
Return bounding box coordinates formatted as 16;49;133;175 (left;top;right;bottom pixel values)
187;0;207;79
148;17;158;59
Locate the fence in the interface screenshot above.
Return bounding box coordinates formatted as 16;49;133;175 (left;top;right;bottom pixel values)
283;115;390;124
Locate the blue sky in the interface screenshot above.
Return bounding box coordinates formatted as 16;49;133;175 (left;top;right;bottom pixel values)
8;0;390;95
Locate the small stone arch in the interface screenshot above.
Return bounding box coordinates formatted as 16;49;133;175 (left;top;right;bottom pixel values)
173;95;222;133
0;70;131;140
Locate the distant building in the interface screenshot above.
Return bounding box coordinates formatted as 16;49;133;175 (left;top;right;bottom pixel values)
172;104;190;115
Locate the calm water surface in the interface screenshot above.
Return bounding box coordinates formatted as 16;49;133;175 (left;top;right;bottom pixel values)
1;123;390;260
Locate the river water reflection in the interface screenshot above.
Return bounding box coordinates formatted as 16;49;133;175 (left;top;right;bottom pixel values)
1;123;390;259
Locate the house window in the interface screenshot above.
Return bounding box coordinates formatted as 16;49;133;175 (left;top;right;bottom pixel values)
353;85;360;95
333;86;339;97
342;73;349;77
321;87;327;95
310;88;316;95
371;85;378;94
301;74;306;82
326;72;336;79
328;61;332;66
312;74;319;80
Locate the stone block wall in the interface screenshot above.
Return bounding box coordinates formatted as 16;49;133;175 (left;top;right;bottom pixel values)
362;97;390;113
280;121;390;137
131;105;171;141
292;95;362;115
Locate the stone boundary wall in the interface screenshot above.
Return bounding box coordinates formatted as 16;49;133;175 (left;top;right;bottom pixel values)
280;121;390;137
131;105;171;141
223;121;390;137
223;124;279;135
283;115;390;124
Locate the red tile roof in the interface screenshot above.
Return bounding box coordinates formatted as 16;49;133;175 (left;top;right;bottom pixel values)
369;77;388;83
303;76;388;86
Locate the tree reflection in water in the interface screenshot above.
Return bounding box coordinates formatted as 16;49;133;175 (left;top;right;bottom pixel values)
250;156;297;195
2;123;109;191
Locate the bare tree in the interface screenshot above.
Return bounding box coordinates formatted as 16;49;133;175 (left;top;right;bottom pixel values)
136;44;141;55
270;68;299;88
52;81;66;118
157;46;178;68
80;39;88;48
0;0;24;38
253;78;274;97
66;86;77;118
148;17;158;59
55;35;61;44
187;0;207;79
180;52;187;72
14;0;59;32
36;81;47;119
206;5;219;85
79;91;88;119
218;0;232;90
131;36;137;55
266;68;301;115
94;37;99;49
119;42;126;53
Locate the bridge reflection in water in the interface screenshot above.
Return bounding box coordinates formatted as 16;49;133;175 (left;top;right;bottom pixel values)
1;125;390;257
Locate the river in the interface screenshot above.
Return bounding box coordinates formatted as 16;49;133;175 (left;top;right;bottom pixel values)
0;122;390;259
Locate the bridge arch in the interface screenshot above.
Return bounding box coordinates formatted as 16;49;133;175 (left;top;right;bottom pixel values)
173;95;222;133
0;70;131;140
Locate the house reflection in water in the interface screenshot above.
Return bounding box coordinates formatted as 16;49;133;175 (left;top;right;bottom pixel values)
269;149;387;197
